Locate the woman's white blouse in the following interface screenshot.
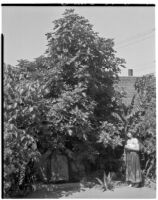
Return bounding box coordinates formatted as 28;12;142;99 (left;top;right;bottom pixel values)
126;138;139;150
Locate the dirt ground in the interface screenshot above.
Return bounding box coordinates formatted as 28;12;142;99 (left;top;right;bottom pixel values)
61;186;156;199
26;182;156;199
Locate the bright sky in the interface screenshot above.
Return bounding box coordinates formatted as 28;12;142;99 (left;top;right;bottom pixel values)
2;6;155;76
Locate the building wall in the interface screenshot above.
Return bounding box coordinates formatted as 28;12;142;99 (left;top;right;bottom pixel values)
117;76;139;105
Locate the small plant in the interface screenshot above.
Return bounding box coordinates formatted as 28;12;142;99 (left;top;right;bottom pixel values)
96;171;114;191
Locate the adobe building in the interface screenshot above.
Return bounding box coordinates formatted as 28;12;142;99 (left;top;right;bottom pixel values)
117;69;140;105
117;69;156;106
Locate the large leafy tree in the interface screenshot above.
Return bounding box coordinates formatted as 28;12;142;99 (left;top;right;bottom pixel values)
42;8;126;165
43;8;125;137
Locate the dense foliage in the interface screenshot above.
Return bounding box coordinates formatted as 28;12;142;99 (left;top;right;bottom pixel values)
134;75;156;180
3;64;42;197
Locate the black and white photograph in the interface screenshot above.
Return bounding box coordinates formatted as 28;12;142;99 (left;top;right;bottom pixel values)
2;3;156;199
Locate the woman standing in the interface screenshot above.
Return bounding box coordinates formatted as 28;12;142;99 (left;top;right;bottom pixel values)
125;132;142;187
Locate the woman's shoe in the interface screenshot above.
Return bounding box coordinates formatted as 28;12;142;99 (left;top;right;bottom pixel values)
132;183;141;188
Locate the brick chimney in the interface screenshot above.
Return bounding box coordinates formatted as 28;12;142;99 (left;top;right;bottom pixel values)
128;69;133;77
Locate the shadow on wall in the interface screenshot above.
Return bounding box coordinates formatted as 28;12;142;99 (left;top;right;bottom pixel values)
36;149;86;184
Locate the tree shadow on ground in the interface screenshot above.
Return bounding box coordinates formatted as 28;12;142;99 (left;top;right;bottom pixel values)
25;175;129;199
26;181;97;199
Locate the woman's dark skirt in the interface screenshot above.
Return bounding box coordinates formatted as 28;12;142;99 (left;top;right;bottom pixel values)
126;150;142;183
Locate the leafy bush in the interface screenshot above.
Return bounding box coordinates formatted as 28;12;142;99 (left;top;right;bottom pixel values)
3;64;41;197
98;121;123;149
